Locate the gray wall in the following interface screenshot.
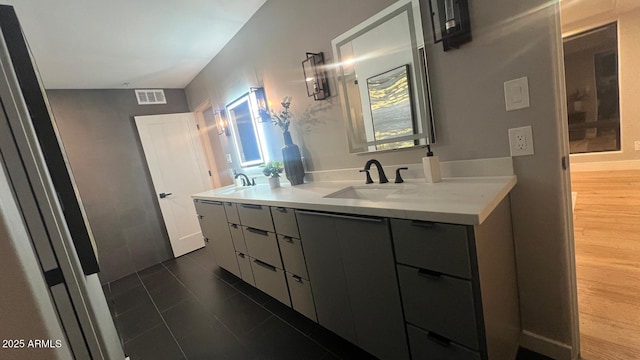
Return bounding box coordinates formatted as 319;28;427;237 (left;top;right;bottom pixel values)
47;89;190;284
185;0;575;355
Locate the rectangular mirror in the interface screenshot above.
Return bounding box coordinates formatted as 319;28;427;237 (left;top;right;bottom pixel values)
226;92;268;167
332;0;435;153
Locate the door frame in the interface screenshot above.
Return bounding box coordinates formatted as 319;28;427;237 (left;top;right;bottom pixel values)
552;2;581;359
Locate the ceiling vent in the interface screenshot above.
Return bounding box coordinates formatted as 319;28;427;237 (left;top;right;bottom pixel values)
135;89;167;105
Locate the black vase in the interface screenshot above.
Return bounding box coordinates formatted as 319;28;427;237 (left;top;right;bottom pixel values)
281;131;305;185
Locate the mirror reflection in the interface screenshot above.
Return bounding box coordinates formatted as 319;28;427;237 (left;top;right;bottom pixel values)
367;65;415;150
332;0;434;153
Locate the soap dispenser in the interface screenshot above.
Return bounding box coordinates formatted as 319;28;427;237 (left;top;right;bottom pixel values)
422;145;442;183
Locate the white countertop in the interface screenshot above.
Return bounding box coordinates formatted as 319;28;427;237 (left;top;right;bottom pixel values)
192;176;517;225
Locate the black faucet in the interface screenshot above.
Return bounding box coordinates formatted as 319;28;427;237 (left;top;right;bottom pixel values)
234;173;255;186
361;159;388;184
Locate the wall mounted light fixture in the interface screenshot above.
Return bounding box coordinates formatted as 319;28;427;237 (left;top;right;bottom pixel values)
302;52;330;101
215;109;230;136
428;0;471;51
249;87;271;123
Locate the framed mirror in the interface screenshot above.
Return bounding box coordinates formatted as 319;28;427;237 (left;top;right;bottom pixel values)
226;92;268;167
332;0;435;153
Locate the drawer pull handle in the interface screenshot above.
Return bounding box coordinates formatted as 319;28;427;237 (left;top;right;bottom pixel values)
238;253;246;258
203;237;209;243
292;275;303;283
199;200;223;205
242;204;262;210
427;332;451;347
411;220;436;228
283;236;294;243
276;207;287;212
253;259;277;272
230;224;238;229
197;215;204;220
418;268;442;279
246;227;269;236
296;210;383;223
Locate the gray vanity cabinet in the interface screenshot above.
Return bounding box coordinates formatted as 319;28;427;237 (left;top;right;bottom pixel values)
296;210;409;360
393;198;520;360
194;199;240;277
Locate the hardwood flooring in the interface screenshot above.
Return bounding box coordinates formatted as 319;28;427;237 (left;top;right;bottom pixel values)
571;169;640;360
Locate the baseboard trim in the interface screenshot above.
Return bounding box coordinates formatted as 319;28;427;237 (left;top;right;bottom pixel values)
520;330;575;360
570;159;640;172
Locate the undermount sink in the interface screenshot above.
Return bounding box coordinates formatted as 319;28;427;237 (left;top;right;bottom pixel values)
324;185;402;202
217;186;250;195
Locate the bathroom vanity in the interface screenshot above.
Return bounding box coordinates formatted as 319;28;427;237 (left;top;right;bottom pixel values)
192;171;520;360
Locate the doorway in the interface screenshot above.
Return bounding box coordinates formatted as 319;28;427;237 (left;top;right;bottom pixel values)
560;2;640;359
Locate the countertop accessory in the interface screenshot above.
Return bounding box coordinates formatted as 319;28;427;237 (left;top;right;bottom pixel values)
422;145;442;183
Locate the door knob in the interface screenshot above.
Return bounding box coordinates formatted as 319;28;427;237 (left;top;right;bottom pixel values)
159;192;173;199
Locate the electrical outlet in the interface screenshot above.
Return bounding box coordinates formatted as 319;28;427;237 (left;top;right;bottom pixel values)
508;126;534;156
635;140;640;151
225;153;232;163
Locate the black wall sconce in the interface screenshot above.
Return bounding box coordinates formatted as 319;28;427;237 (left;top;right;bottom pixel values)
428;0;471;51
302;52;330;100
215;109;230;136
249;87;271;123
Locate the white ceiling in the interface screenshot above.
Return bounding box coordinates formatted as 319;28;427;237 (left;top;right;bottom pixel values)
0;0;266;89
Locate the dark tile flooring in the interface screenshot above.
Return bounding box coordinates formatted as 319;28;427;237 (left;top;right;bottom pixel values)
102;249;551;360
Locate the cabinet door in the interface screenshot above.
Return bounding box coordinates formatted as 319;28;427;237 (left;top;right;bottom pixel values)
194;200;240;277
296;210;357;344
336;215;409;360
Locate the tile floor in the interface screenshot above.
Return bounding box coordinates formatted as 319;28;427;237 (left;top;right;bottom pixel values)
102;248;550;360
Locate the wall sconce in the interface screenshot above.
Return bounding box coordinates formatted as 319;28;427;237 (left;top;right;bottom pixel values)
302;52;330;101
249;87;271;123
428;0;471;51
215;110;230;136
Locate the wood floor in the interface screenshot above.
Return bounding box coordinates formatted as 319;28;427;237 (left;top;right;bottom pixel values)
571;169;640;360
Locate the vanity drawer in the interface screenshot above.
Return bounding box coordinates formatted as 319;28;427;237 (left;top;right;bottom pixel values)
407;324;480;360
286;272;317;322
391;219;471;279
229;223;247;253
238;203;274;232
397;264;479;350
277;235;308;279
271;207;300;238
224;202;240;224
243;226;282;268
250;258;291;306
236;252;255;286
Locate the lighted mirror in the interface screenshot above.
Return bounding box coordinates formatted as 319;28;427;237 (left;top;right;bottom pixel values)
332;0;435;153
226;93;269;167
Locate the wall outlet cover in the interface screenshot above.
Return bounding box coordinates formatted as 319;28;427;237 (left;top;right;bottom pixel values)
508;126;534;156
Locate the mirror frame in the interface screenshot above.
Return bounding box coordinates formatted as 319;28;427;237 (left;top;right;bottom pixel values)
225;92;269;167
332;0;435;153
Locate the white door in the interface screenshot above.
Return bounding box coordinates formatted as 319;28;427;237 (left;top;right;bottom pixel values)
135;113;210;257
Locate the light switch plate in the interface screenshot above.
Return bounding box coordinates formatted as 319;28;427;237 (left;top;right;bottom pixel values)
225;153;232;163
504;77;530;111
508;126;534;156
